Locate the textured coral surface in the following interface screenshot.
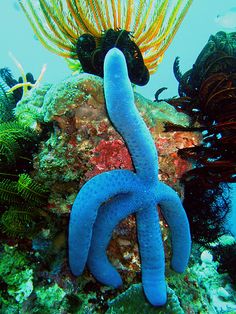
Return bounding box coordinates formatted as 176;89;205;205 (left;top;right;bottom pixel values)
8;74;205;313
16;73;197;214
2;72;234;313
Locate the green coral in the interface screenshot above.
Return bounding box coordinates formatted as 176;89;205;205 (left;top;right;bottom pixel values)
0;245;29;273
0;245;34;310
14;83;51;128
135;94;190;128
35;284;67;313
6;268;33;303
0;245;71;314
0;247;68;314
34;283;93;314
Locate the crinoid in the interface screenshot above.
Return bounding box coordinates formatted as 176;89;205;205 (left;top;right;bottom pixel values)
0;173;49;238
0;53;46;111
69;48;191;307
0;120;49;238
19;0;192;85
167;31;236;245
0;59;48;239
171;31;236;183
173;31;236;99
0;67;35;104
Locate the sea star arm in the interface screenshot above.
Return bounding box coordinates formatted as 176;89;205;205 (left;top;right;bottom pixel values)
156;182;191;273
87;193;142;287
104;48;158;183
136;204;166;306
69;169;138;275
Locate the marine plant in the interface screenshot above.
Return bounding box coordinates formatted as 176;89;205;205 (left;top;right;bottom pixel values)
19;0;192;85
69;48;191;307
166;31;236;245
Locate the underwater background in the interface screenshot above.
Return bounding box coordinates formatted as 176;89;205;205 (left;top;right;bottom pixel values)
1;0;235;234
0;0;236;313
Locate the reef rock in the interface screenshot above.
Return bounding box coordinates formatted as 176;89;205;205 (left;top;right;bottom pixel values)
15;73;198;215
106;284;184;313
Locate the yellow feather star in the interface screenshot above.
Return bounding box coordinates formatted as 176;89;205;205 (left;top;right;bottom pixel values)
19;0;193;74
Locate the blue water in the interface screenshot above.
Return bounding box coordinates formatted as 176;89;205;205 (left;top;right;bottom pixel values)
0;0;235;237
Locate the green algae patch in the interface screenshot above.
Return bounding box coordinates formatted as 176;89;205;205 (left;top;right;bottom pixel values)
0;245;34;310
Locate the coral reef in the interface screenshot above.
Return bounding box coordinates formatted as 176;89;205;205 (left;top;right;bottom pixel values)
0;245;34;309
191;247;236;313
14;82;52;128
15;72;193;215
68;48;191;306
1;2;235;310
0;244;82;313
1;240;235;313
0;61;235;313
10;58;197;311
2;27;235;313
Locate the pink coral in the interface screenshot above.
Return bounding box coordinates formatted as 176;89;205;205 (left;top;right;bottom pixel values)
86;139;133;178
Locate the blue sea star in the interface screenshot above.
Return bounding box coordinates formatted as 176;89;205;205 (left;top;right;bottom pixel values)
69;48;191;306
